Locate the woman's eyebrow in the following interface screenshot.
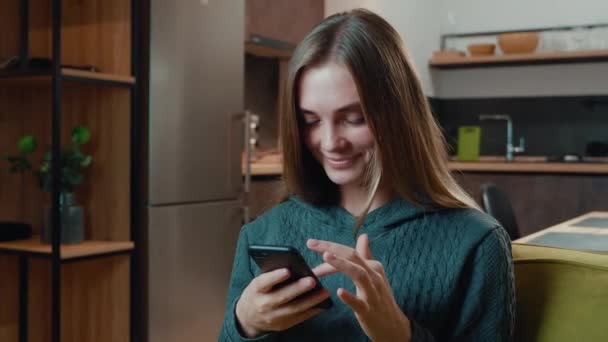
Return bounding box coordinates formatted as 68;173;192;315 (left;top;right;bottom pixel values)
300;108;317;115
299;102;362;115
335;102;362;114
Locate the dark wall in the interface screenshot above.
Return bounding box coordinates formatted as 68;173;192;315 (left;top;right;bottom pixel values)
431;96;608;157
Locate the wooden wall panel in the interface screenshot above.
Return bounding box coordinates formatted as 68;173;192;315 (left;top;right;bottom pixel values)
61;85;131;241
18;87;52;233
0;88;26;222
28;258;51;342
0;86;50;232
0;0;20;59
29;255;130;342
0;255;19;341
62;0;132;75
453;172;608;237
246;0;325;45
0;84;131;242
28;0;131;76
29;0;52;59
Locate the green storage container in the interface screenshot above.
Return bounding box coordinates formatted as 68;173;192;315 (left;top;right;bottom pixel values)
457;126;481;161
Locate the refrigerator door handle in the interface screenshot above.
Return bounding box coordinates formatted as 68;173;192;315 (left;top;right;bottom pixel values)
231;110;251;224
241;110;252;194
229;110;252;193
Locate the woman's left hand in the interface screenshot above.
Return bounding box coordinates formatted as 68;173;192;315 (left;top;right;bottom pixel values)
307;234;412;342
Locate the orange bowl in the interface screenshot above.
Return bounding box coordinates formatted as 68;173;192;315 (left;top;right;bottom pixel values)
467;43;496;56
432;49;466;59
498;32;539;54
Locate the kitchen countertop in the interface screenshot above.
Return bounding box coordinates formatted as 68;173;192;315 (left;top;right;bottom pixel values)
244;152;283;176
243;152;608;176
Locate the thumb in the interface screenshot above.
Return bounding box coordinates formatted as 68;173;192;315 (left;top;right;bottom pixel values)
356;234;373;260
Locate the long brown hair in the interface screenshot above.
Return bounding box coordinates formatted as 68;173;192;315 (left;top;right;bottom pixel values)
279;9;479;234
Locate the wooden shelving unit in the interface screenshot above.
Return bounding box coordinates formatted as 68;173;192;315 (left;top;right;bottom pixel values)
0;0;138;341
429;49;608;68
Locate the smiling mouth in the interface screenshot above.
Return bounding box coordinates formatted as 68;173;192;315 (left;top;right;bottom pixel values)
324;155;358;169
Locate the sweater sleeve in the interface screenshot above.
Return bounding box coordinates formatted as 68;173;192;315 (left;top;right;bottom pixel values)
218;225;278;342
448;226;515;341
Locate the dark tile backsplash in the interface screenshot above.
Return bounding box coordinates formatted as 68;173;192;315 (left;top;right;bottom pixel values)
430;96;608;157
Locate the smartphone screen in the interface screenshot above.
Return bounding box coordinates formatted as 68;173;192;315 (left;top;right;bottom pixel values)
248;245;333;309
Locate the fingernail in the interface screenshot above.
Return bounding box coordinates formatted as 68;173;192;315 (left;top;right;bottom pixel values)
324;252;335;261
308;239;318;247
301;277;314;286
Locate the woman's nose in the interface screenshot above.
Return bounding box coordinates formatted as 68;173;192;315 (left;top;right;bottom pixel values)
320;124;346;152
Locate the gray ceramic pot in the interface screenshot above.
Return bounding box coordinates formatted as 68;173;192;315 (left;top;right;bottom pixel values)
42;193;84;244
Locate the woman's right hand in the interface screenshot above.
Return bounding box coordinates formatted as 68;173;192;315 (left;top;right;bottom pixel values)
235;268;331;338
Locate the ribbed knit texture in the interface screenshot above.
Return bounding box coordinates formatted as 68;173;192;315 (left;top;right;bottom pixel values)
219;196;515;341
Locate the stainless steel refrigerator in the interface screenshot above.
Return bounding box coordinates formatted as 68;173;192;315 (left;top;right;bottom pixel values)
145;0;245;341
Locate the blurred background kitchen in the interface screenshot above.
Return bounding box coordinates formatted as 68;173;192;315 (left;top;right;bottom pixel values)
1;1;607;342
244;0;608;238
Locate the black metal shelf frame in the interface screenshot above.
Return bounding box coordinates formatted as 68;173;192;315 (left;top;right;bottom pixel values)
0;1;142;342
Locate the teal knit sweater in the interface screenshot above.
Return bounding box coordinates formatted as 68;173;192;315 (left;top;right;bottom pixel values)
219;196;515;341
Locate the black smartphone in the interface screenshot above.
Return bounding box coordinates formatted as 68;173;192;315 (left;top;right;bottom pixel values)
248;245;333;309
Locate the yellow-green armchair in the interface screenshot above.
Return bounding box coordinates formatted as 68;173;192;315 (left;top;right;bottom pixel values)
512;243;608;341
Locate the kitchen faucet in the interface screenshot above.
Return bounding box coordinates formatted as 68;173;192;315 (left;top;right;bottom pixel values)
479;114;525;162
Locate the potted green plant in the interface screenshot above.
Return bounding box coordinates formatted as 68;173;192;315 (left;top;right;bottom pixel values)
4;126;93;244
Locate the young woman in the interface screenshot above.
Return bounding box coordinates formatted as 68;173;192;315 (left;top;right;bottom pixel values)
220;9;514;342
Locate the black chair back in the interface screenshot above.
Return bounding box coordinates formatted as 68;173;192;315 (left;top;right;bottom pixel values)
481;183;520;240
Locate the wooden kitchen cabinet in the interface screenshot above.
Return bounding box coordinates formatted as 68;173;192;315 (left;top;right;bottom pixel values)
246;0;324;45
247;176;285;220
250;171;608;236
454;172;608;237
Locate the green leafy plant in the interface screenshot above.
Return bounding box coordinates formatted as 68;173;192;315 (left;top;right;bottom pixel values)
4;126;93;193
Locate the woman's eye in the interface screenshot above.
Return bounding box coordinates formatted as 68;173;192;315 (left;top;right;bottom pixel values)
303;118;319;126
346;115;365;125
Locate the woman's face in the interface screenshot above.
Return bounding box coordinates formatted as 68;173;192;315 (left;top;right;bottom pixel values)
298;62;375;188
